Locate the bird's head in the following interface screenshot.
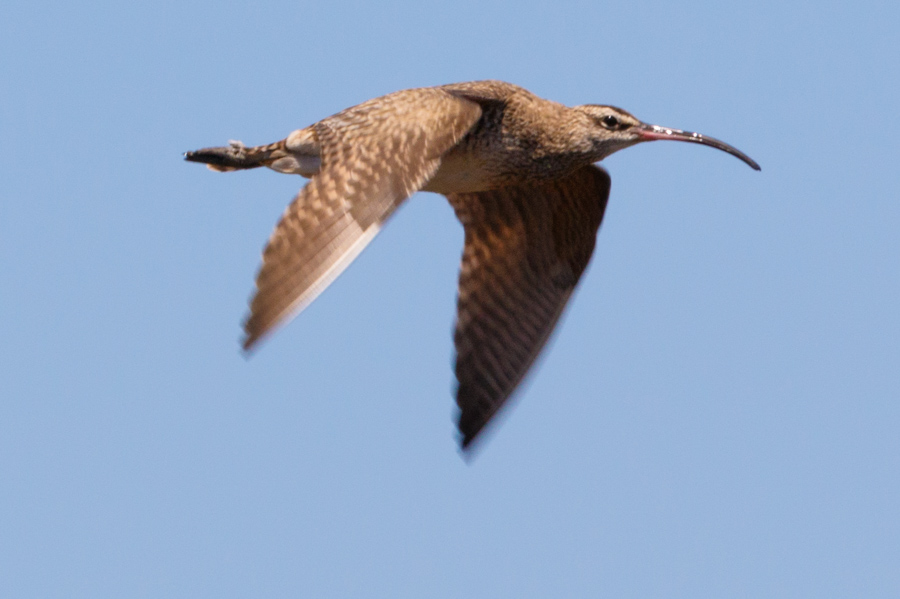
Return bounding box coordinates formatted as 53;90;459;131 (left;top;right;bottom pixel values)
574;104;760;170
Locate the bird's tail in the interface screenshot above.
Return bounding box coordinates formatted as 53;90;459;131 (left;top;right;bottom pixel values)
184;139;287;172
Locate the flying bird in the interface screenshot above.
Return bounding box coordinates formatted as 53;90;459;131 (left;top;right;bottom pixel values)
185;80;759;451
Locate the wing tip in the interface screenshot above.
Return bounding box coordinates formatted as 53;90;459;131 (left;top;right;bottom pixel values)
241;335;257;354
456;404;492;457
241;311;269;354
458;430;482;462
241;317;268;354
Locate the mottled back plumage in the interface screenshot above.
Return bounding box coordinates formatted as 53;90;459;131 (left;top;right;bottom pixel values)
243;88;482;348
185;80;759;453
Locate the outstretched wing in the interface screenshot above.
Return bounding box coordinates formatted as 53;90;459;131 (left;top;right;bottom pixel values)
447;165;612;450
243;88;482;349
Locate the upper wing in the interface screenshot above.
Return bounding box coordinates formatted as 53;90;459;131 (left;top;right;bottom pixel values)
243;88;482;349
447;165;612;450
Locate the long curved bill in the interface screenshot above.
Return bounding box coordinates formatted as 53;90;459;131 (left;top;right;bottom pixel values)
637;123;760;171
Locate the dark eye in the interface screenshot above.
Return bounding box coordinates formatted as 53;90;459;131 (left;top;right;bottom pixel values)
601;115;620;129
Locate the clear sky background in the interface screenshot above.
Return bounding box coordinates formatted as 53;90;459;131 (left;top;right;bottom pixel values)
2;1;898;597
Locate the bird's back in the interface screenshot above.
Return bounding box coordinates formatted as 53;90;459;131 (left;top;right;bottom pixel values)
423;81;593;194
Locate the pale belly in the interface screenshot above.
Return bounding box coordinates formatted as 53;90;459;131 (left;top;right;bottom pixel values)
422;143;583;195
421;151;503;194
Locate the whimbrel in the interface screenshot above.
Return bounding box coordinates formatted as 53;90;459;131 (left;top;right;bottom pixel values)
185;80;759;451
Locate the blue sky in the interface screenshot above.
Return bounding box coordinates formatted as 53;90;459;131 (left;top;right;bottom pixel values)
2;1;898;597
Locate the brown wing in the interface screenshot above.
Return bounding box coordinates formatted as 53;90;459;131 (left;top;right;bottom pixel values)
243;88;482;349
447;165;612;450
